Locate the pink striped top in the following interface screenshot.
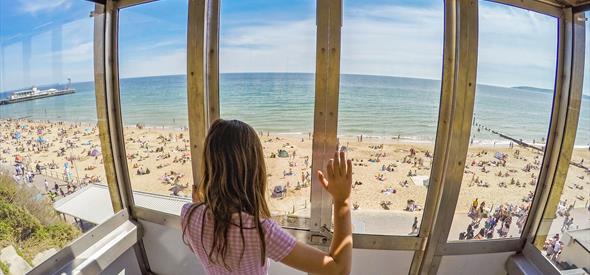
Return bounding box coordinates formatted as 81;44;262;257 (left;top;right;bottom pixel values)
181;203;296;275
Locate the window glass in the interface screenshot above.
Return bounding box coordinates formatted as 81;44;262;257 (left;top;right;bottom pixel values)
336;0;444;235
534;12;590;272
219;0;316;228
448;1;558;241
0;1;113;270
118;1;193;207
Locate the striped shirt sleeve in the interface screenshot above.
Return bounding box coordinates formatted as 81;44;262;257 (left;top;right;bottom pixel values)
264;219;297;262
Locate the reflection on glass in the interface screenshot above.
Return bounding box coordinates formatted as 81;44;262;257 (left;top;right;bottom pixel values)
219;1;316;227
449;1;558;241
118;1;194;202
337;0;443;235
535;12;590;272
0;1;111;270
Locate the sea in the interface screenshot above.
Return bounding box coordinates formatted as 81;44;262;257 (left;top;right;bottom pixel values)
1;73;588;146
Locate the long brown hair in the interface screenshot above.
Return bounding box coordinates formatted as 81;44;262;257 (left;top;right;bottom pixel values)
182;119;270;270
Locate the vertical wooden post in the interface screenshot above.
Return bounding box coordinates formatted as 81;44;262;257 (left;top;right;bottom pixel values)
310;0;342;234
187;0;208;191
206;0;221;125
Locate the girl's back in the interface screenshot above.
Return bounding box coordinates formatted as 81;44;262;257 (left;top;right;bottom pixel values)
181;203;295;274
181;119;352;275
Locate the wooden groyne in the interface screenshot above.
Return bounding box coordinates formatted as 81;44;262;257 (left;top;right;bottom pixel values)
491;130;544;152
479;125;589;171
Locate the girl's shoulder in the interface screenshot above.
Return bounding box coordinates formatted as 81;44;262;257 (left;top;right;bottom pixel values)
181;202;206;220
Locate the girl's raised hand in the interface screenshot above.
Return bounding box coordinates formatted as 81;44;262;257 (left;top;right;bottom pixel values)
317;151;352;204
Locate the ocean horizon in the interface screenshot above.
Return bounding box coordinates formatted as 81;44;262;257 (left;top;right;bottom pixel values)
1;73;589;146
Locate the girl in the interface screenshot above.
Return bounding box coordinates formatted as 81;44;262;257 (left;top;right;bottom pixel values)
181;119;352;275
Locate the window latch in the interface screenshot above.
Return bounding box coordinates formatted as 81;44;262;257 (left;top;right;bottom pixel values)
309;224;333;246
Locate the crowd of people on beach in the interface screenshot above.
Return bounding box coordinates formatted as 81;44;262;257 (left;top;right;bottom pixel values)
458;197;532;240
544;234;565;263
2;118;588;238
10;159;80;202
1;119;104;201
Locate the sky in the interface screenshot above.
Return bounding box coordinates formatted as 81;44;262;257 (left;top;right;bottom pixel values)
0;0;588;95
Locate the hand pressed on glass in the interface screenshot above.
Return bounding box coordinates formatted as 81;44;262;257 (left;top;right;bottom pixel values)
281;150;353;275
318;151;353;204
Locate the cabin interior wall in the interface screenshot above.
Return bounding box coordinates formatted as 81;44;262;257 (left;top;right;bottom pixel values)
437;252;515;275
103;247;142;275
139;219;415;275
139;220;205;275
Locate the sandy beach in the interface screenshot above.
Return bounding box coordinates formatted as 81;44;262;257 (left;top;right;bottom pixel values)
1;118;588;237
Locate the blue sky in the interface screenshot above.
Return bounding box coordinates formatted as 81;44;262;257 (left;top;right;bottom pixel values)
1;0;588;95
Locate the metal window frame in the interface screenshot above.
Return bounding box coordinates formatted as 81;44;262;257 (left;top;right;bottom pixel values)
417;1;586;275
311;0;440;253
94;3;124;213
409;0;464;271
529;9;586;248
487;0;563;16
415;0;480;273
88;0;588;274
417;1;572;274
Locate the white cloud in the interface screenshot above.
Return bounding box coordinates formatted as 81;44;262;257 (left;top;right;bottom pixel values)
0;15;95;90
219;3;445;80
4;1;572;92
134;38;185;52
218;2;559;89
340;4;444;79
220;19;316;73
1;43;25;91
476;3;558;88
19;0;72;14
119;49;186;78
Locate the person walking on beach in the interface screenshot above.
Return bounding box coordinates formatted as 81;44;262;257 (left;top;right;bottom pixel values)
411;216;419;234
181;119;352;275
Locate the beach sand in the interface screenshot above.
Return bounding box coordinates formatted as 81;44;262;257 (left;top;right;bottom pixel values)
1;118;588;236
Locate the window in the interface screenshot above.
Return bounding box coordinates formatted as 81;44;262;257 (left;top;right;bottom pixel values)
533;11;590;272
448;1;558;241
337;0;444;235
0;1;113;271
118;1;194;203
218;0;316;227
